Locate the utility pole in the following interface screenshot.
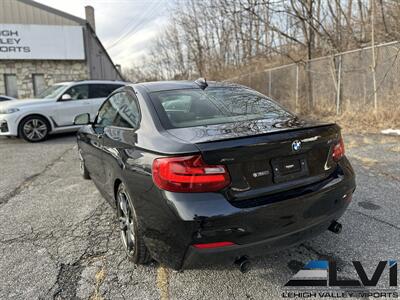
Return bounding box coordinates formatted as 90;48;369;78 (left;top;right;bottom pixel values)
371;0;378;113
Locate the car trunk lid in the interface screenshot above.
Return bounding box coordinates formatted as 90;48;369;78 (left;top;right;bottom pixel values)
167;118;341;202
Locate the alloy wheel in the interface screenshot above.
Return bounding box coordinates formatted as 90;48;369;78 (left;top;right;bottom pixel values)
23;119;48;141
117;188;136;257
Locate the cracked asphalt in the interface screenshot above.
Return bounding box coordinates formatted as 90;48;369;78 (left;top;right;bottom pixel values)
0;133;399;300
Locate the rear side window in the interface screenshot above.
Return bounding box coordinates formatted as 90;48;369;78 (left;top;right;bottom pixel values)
64;84;89;100
96;97;118;127
112;92;140;129
96;92;140;129
150;87;292;129
89;84;124;98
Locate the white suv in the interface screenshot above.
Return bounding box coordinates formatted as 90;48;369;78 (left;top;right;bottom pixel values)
0;80;126;142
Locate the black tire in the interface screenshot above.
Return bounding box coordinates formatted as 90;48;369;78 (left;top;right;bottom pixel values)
78;149;91;180
18;115;50;142
116;183;151;264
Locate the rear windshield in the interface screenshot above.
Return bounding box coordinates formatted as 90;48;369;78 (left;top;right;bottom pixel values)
150;87;292;129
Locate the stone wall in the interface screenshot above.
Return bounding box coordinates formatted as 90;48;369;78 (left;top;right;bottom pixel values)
0;60;89;98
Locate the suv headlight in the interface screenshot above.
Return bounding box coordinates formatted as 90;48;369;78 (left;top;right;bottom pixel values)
0;108;20;114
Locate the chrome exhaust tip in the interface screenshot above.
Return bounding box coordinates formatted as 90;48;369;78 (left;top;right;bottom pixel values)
328;220;342;234
234;256;251;273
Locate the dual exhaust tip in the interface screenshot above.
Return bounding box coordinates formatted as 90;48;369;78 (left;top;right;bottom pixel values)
234;220;343;273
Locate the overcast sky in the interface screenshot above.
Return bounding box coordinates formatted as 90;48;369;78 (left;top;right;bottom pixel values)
35;0;170;68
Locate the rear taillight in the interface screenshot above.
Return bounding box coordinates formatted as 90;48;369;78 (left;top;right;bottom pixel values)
152;155;231;192
332;137;345;162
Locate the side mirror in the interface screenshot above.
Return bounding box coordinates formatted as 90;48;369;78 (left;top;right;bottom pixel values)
61;94;72;101
74;113;91;125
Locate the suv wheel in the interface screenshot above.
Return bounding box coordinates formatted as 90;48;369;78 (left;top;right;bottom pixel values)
116;183;151;264
19;116;49;142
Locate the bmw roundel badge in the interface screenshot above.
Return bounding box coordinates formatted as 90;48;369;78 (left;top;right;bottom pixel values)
292;140;301;151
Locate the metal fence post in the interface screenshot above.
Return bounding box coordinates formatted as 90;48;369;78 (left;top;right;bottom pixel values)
268;70;272;96
295;64;299;113
371;1;378;112
336;55;342;115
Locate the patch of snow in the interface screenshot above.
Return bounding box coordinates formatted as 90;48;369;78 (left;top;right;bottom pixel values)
381;129;400;136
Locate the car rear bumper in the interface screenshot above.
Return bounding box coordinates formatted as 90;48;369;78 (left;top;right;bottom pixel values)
183;216;335;268
135;158;355;270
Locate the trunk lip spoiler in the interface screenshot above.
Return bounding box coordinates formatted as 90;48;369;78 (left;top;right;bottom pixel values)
192;123;338;145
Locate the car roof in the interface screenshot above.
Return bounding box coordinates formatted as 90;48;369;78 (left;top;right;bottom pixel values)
130;80;246;93
55;80;129;86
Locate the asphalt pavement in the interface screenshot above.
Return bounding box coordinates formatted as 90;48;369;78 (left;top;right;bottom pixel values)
0;133;399;299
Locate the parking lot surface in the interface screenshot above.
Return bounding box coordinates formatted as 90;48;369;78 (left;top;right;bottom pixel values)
0;133;399;299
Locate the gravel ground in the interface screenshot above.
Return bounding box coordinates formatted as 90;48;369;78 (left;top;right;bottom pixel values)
0;133;399;300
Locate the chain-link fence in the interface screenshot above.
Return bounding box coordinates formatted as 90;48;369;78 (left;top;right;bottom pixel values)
226;41;400;115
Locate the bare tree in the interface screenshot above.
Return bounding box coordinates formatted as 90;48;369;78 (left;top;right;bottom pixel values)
124;0;400;85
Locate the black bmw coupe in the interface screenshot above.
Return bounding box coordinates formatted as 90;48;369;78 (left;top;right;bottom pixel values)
75;79;355;270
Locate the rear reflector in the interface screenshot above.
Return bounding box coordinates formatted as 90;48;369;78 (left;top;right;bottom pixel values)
332;137;345;162
193;242;235;249
152;155;231;192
